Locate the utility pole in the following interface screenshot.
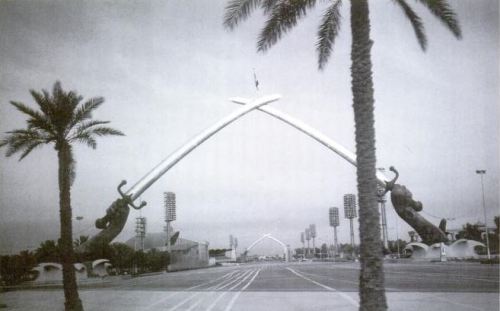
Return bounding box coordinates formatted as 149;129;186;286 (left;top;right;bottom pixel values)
305;228;311;258
164;192;176;270
344;194;357;259
309;224;317;258
377;168;389;250
329;207;340;258
476;170;491;260
300;232;305;259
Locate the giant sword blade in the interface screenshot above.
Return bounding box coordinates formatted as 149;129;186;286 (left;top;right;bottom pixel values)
231;97;448;245
78;94;281;252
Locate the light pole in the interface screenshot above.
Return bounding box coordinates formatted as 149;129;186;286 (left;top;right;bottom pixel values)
329;207;339;258
305;228;311;258
377;168;389;250
344;194;357;259
164;191;177;270
300;232;305;259
309;224;317;258
476;170;491;260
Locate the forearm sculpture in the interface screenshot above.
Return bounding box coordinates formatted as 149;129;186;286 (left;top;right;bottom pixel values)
77;95;281;253
384;166;448;245
231;98;448;246
79;94;447;252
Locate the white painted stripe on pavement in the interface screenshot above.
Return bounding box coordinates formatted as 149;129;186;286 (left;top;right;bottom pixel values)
146;270;237;310
224;269;261;311
172;270;254;311
206;269;257;311
431;294;487;311
286;267;359;307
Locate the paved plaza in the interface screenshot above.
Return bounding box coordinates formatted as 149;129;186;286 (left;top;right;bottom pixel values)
1;261;498;310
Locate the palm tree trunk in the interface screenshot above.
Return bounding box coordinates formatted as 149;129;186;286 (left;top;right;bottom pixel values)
350;0;387;310
57;141;84;311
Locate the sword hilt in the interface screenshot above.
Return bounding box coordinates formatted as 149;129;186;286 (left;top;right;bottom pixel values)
118;180;147;210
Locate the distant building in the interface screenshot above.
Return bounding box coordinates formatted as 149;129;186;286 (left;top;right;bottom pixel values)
126;232;209;271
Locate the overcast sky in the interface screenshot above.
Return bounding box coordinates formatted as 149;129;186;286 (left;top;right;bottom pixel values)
0;0;498;255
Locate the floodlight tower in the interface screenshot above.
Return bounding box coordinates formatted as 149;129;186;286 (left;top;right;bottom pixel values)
135;217;146;251
377;168;389;250
164;192;176;254
229;234;237;261
309;224;317;257
344;194;357;259
305;228;311;258
476;169;491;260
300;232;305;259
329;207;340;257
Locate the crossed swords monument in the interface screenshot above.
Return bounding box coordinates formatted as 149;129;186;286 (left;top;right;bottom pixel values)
78;94;447;253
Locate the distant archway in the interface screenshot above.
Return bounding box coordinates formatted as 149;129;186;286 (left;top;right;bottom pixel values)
244;233;290;262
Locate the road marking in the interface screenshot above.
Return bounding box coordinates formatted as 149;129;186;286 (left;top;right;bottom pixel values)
297;270;359;285
168;269;254;311
286;267;359;307
206;269;257;311
431;294;487;311
384;270;499;283
146;270;238;310
210;270;254;290
224;269;261;311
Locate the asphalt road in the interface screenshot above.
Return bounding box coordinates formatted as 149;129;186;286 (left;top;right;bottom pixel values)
1;261;499;310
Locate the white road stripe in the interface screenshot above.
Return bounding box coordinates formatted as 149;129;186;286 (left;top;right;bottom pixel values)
286;267;359;307
211;270;254;290
168;270;253;311
206;269;257;311
431;294;487;311
223;269;261;311
147;270;237;310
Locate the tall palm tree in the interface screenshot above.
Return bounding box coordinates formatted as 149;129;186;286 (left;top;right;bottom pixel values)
224;1;460;309
0;81;124;311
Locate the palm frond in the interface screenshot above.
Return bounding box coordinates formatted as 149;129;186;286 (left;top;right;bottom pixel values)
394;0;427;50
88;127;125;137
261;0;279;13
70;126;123;149
12;98;57;135
10;101;44;121
257;0;317;52
416;0;462;39
0;129;49;159
72;132;97;149
71;120;110;136
30;89;55;118
316;0;342;70
71;97;105;127
18;141;44;160
224;0;263;30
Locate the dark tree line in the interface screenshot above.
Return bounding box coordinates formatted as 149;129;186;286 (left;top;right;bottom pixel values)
0;238;170;286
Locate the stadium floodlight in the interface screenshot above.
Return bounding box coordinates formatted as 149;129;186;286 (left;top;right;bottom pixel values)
344;194;357;259
343;194;357;219
164;192;176;222
329;207;339;257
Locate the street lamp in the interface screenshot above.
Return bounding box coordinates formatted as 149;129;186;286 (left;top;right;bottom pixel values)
344;194;357;259
300;232;305;259
329;207;340;258
377;168;389;250
164;192;177;254
476;170;491;260
305;228;311;258
309;224;317;258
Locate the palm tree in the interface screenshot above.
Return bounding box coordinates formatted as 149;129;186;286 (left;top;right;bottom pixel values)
224;1;461;309
0;81;124;311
